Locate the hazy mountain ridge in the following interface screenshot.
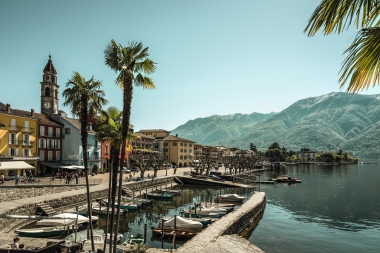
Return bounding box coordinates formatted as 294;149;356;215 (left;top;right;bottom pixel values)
172;92;380;160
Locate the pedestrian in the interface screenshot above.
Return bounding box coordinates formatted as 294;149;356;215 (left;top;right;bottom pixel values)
174;166;177;175
75;173;78;184
11;237;20;249
0;173;4;185
15;173;19;185
67;173;72;184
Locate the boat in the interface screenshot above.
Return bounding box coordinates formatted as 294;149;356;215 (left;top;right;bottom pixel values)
215;194;246;202
64;229;123;244
143;192;173;200
91;206;125;215
181;210;225;219
151;227;197;239
272;175;302;183
186;217;214;228
160;216;203;232
121;196;154;206
105;200;141;210
37;213;99;226
120;233;144;247
156;188;181;195
15;225;80;238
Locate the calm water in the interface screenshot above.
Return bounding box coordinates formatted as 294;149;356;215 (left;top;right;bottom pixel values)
251;164;380;253
96;164;380;252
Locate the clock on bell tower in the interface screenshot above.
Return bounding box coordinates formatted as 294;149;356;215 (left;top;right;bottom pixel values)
40;54;59;115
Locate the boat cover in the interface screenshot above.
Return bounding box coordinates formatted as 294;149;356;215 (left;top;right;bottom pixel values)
164;216;203;230
37;213;98;226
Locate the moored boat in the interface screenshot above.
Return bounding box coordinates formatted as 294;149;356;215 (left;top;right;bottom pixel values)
64;229;123;244
160;216;203;232
143;192;173;200
151;227;197;239
121;233;144;247
215;194;245;202
15;225;80;238
272;175;302;183
156;188;181;195
91;206;125;215
37;213;99;226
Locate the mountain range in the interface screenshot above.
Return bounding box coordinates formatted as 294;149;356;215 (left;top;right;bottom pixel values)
171;92;380;161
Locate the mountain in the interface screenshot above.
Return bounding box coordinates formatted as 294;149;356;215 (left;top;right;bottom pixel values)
172;92;380;160
171;112;277;144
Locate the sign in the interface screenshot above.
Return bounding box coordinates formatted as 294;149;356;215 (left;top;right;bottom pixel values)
68;155;79;159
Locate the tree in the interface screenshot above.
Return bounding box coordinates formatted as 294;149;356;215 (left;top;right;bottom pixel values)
104;40;156;253
62;71;108;251
305;1;380;92
269;142;280;149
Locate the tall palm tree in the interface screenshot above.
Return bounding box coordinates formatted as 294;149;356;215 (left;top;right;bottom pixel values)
104;40;156;253
62;71;108;251
305;0;380;93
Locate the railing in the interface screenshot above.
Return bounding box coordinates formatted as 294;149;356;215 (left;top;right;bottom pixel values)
8;140;21;145
22;127;35;134
0;177;102;186
22;141;34;147
8;125;21;132
94;145;100;150
88;156;101;162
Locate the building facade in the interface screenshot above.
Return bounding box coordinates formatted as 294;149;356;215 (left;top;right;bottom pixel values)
40;55;59;115
163;134;195;167
0;103;39;176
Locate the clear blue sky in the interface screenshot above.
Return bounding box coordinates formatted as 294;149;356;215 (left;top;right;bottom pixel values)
1;0;379;131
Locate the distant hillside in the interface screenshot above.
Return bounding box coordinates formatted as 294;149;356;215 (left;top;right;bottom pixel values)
171;112;276;144
172;92;380;160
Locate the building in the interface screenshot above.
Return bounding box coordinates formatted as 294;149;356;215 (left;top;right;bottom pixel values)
0;103;39;176
163;134;195;167
296;149;318;160
50;112;101;171
202;146;211;157
133;132;155;150
34;113;64;175
138;129;170;139
194;144;203;156
40;54;59;115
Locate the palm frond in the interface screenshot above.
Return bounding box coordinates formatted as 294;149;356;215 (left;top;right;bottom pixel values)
305;0;380;36
339;27;380;92
135;74;155;89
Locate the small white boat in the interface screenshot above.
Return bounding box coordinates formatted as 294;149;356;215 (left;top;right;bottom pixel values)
161;216;203;232
215;194;245;202
64;229;123;244
37;213;99;226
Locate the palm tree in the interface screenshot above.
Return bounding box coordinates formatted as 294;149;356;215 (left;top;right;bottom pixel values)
104;40;156;253
62;71;108;251
305;0;380;93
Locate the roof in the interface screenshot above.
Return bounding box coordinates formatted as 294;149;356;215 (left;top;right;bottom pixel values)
0;102;37;120
163;135;195;143
43;55;57;74
135;132;155;139
139;129;171;133
34;113;63;127
62;116;96;134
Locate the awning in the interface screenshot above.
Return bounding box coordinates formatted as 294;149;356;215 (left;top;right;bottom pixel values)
40;162;69;169
0;161;35;170
59;166;77;170
73;165;84;169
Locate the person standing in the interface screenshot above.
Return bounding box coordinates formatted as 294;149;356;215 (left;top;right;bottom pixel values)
75;172;78;184
15;173;19;185
1;173;4;185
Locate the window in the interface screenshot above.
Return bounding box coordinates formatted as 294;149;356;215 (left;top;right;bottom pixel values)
95;152;99;159
172;142;177;146
189;144;192;147
23;149;29;157
46;76;50;82
180;155;183;160
184;149;187;153
180;142;184;146
184;143;187;147
9;133;16;144
45;87;50;96
180;148;183;152
23;134;29;144
48;139;53;149
65;128;70;134
48;151;53;161
164;143;168;146
10;148;16;156
95;140;98;148
48;127;53;137
40;126;45;136
189;149;192;153
56;128;60;137
40;150;44;161
39;139;44;148
184;156;187;160
164;149;168;152
56;151;60;161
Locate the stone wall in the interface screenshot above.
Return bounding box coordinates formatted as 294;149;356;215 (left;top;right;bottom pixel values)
0;186;85;203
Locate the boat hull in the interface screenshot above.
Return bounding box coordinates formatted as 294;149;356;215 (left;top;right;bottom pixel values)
15;226;76;238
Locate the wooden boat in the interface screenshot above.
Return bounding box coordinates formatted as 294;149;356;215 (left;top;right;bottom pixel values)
181;211;225;219
156;188;181;195
15;225;80;238
120;233;144;246
121;196;153;205
160;216;203;232
143;192;173;200
151;227;197;239
215;194;245;202
91;206;125;215
106;200;141;210
272;175;302;183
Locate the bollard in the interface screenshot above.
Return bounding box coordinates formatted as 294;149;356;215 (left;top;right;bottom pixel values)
174;214;177;240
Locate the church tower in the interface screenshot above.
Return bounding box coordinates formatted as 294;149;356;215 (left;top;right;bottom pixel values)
40;54;59;115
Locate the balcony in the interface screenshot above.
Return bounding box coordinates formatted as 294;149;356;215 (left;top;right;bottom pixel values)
8;125;21;132
22;127;35;134
94;145;100;150
9;140;21;146
22;141;35;147
88;156;101;162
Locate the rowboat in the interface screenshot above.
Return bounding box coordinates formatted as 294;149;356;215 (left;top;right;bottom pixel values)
160;216;203;232
143;192;173;200
120;233;144;247
181;211;225;219
91;206;125;215
15;225;80;238
156;188;181;195
151;227;197;239
105;200;141;210
37;213;99;226
121;196;154;206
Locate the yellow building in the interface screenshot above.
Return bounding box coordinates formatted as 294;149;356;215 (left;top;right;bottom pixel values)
138;129;171;139
0;103;39;176
163;134;195;167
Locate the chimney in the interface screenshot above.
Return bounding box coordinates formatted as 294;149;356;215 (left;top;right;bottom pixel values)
31;109;34;116
176;134;178;137
6;104;10;113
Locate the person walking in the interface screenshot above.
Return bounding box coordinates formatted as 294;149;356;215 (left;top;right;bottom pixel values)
1;173;4;185
75;172;78;184
15;173;19;185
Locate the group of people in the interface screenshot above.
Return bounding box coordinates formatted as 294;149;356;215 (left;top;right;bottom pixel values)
60;171;79;184
12;237;24;249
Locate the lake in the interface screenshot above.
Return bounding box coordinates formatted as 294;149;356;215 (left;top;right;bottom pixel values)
250;163;380;253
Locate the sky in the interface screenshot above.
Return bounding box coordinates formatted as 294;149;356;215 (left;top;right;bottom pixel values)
1;0;380;131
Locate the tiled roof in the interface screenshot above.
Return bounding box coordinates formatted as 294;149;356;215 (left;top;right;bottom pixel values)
34;113;63;127
0;102;37;120
43;56;57;74
62;116;96;134
163;135;196;143
139;129;171;133
135;132;155;139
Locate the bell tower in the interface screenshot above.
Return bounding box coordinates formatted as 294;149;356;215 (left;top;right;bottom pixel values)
41;54;59;115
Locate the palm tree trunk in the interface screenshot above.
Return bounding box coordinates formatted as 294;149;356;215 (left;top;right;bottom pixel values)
113;75;133;253
109;146;119;253
103;163;112;253
80;97;94;251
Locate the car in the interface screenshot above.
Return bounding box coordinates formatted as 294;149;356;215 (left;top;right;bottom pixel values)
208;174;225;181
122;167;130;173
